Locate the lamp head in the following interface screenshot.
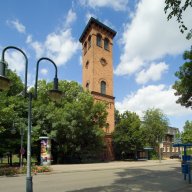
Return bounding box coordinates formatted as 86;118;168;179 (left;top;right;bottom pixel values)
47;77;62;102
0;60;11;91
48;89;63;102
0;75;11;91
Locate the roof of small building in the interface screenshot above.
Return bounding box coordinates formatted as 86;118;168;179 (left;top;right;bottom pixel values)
79;17;117;43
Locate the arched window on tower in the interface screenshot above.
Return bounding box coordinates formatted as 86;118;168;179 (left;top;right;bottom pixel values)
104;38;109;50
84;42;87;55
85;61;89;69
101;81;106;94
96;34;102;47
88;35;91;48
86;82;90;90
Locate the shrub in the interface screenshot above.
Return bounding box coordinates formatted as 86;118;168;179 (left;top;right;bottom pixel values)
0;165;51;176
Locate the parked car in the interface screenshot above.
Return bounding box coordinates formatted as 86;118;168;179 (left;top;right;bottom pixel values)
170;154;181;159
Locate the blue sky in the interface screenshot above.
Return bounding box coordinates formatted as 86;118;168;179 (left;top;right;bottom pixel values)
0;0;192;131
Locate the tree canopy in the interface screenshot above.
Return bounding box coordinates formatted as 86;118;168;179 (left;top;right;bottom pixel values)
164;0;192;39
172;47;192;108
112;111;142;159
0;70;27;160
31;80;108;163
182;120;192;143
0;70;108;163
141;108;169;147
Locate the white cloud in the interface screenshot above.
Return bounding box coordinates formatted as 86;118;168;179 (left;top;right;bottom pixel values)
115;56;143;75
40;68;48;75
44;29;80;66
26;35;32;43
80;0;128;11
65;9;77;28
4;50;26;74
28;38;44;58
7;19;26;33
115;0;192;76
26;15;80;66
115;84;192;117
136;62;168;84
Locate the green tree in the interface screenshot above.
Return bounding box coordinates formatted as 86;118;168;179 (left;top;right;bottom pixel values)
141;108;169;148
0;70;27;165
0;72;108;163
164;0;192;39
112;111;142;160
115;109;121;125
31;80;108;163
173;47;192;107
182;120;192;143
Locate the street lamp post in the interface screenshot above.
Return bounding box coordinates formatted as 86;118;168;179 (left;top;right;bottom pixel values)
26;92;32;192
0;46;62;192
0;46;28;94
26;57;62;192
20;127;24;169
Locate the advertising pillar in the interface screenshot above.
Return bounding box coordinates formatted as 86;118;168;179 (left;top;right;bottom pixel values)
39;137;51;165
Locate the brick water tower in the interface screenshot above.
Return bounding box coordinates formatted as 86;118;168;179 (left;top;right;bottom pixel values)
79;17;116;160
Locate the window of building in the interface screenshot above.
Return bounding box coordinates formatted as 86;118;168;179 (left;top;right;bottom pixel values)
85;61;89;69
100;58;107;66
101;81;106;94
104;38;109;50
167;147;170;152
86;82;89;90
88;35;91;48
84;42;87;55
96;34;102;47
106;123;109;133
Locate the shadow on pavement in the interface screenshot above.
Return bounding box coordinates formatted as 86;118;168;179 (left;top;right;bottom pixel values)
67;166;192;192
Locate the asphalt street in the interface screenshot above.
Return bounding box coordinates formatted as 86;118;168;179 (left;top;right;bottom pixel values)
0;160;192;192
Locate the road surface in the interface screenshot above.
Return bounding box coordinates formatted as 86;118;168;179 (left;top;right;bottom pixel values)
0;160;192;192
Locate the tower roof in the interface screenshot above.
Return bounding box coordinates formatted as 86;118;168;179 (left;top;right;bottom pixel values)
79;17;117;43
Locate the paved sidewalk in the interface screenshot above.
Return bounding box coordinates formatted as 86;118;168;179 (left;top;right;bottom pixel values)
50;159;181;173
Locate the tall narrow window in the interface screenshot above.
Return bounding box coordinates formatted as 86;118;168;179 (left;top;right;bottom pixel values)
84;42;87;55
88;35;91;48
101;81;106;94
104;38;109;50
85;61;89;69
96;34;102;47
86;82;90;90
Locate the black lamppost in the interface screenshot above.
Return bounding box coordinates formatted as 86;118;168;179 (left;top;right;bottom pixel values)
0;46;62;192
20;126;24;169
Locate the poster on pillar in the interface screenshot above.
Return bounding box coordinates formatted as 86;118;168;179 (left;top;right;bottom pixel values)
39;137;51;165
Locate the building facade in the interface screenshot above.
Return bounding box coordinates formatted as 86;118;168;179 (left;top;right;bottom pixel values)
137;126;180;160
162;126;180;158
79;17;116;160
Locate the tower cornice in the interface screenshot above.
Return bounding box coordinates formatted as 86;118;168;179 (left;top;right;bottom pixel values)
79;17;117;43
